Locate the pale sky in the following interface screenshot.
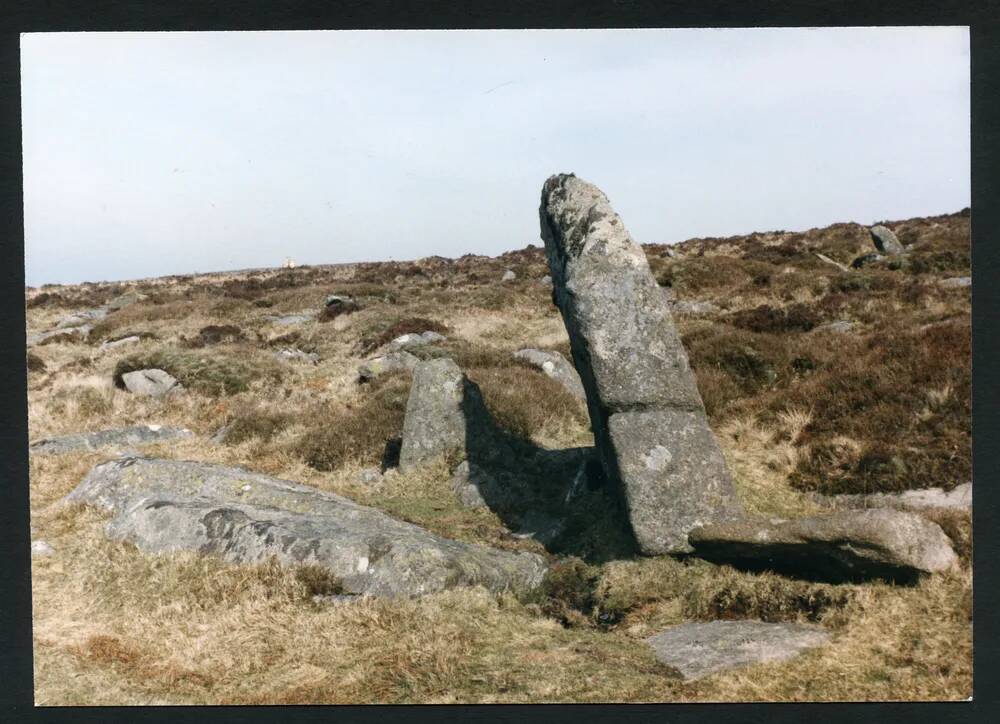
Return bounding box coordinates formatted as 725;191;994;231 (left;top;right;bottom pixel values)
21;28;970;287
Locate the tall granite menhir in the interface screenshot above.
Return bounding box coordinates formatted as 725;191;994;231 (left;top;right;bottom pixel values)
539;173;743;554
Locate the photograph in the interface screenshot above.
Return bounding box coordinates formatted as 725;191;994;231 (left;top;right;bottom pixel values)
21;27;972;704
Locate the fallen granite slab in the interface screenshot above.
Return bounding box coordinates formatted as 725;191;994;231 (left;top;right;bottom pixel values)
539;173;743;554
645;620;830;681
812;482;971;513
67;457;546;598
30;424;193;455
688;509;958;583
513;348;586;400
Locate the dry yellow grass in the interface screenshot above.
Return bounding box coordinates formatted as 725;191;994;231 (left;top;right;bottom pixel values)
26;212;972;704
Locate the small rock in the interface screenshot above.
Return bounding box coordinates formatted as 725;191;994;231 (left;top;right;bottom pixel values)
513;348;586;400
645;621;830;681
273;348;320;364
870;225;904;256
385;331;446;352
27;325;91;347
31;540;55;557
540;275;553;285
502;269;516;281
267;313;315;326
57;307;108;328
100;335;141;351
851;252;883;269
450;461;487;508
939;276;971;288
811;320;854;334
358;351;420;382
660;247;677;258
107;291;147;311
356;468;383;485
325;294;354;307
121;369;183;398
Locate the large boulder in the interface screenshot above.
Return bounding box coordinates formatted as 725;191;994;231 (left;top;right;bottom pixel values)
688;509;958;583
30;424;193;455
645;621;830;681
513;348;586;400
398;358;467;472
67;457;546;598
121;369;182;398
538;173;743;554
870;225;904;256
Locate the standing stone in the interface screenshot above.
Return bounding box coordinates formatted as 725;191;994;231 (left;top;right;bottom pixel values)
539;173;743;554
398;358;468;472
870;225;904;256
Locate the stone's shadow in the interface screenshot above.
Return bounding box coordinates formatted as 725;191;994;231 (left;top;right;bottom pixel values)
457;378;639;563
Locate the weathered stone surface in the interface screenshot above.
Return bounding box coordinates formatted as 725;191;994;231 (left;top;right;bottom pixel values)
355;468;383;485
540;275;553;286
502;269;516;281
539;173;743;554
100;335;141;351
57;307;108;328
399;358;467;472
939;276;971;289
67;457;546;598
121;369;182;398
513;348;586;400
107;291;147;311
645;620;830;681
358;351;420;382
813;482;971;513
689;508;958;582
30;424;193;455
870;225;904;255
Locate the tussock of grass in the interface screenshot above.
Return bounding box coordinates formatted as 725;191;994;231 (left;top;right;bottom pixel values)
113;347;281;396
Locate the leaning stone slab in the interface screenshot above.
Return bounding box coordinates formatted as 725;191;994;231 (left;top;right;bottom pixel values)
513;348;586;400
398;358;467;472
539;173;743;554
30;424;193;455
870;225;904;256
645;620;830;681
121;368;182;398
688;509;958;582
813;482;971;513
67;457;547;598
358;351;420;382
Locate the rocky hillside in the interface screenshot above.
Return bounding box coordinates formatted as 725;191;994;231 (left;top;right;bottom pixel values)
25;205;971;704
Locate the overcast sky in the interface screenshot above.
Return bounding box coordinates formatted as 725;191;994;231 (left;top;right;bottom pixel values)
21;28;969;287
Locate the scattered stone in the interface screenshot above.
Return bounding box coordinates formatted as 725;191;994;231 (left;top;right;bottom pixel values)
267;313;315;326
356;468;383;485
358;351;420;382
67;457;547;598
939;276;971;288
513;348;586;400
107;291;147;311
814;252;851;273
100;335;141;351
325;294;354;308
30;424;194;455
540;275;553;285
31;540;55;557
811;320;855;334
659;247;677;258
645;621;830;681
870;225;904;256
27;325;91;347
539;173;744;554
121;369;183;398
399;358;467;472
851;252;882;269
689;508;958;582
502;269;516;281
386;330;446;352
57;307;108;328
813;482;971;513
273;348;320;365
